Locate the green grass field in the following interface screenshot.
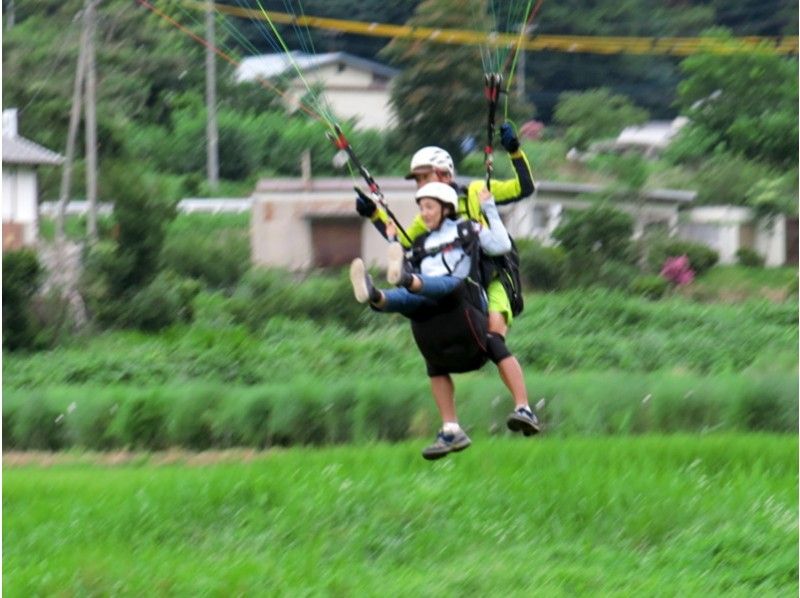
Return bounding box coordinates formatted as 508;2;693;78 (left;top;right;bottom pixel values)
4;435;797;596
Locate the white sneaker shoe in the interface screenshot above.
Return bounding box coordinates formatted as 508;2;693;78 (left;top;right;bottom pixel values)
349;258;372;303
386;242;408;286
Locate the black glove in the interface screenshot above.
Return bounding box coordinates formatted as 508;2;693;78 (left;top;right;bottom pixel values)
355;187;377;218
500;123;520;153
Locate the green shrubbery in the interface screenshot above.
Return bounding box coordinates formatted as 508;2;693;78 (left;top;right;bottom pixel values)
736;247;765;267
2;249;43;351
4;288;796;391
629;275;670;299
80;168;200;332
226;267;368;331
516;239;566;291
160;215;250;289
647;238;719;275
3;371;796;450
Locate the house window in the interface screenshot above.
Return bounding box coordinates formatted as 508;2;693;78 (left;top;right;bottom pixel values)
337;63;346;73
307;215;362;268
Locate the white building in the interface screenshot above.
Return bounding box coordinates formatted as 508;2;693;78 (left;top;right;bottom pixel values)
2;109;63;251
501;181;696;243
678;206;792;267
613;117;688;157
236;52;399;130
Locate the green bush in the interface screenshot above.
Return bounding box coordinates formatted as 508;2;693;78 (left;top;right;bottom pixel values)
735;247;765;267
516;239;566;291
64;394;119;450
29;289;77;350
629;275;669;300
166;388;221;450
160;226;249;289
109;393;168;450
11;394;65;450
647;238;719;275
124;271;200;332
553;88;649;151
596;260;640;290
227;267;367;331
552;203;637;287
3;249;43;351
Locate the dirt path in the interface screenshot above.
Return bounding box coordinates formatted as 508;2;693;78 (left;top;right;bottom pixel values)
3;448;281;468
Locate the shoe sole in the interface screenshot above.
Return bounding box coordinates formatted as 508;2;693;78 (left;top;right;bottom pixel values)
422;439;471;460
349;258;370;303
507;413;541;436
386;242;405;285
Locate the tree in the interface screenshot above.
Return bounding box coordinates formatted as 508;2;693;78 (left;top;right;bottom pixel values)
2;0;207;197
554;88;649;151
552;202;638;287
673;28;798;168
380;0;498;161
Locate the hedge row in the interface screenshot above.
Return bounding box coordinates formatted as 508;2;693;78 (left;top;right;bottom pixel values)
5;289;797;391
4;371;796;451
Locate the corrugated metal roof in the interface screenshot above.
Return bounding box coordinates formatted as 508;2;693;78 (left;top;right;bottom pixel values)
2;135;63;166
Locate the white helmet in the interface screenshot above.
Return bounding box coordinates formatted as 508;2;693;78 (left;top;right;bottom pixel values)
415;182;459;210
405;146;455;179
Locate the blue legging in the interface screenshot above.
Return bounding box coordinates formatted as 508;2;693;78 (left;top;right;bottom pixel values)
379;275;464;316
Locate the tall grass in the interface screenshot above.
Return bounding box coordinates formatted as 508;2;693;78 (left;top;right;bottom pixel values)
4;435;797;595
3;371;796;450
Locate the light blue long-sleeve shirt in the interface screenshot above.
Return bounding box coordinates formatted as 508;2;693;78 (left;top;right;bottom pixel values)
419;199;511;279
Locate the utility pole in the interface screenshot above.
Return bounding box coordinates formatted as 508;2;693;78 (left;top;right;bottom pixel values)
84;0;99;242
56;3;91;242
205;0;219;190
5;0;15;30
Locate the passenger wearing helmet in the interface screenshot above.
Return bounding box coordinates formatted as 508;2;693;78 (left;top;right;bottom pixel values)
354;125;540;457
349;182;509;316
355;124;533;330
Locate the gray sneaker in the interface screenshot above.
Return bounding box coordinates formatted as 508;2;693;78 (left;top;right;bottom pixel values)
421;428;472;460
506;406;541;436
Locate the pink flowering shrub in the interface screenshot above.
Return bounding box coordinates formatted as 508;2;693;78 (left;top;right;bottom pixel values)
660;254;695;286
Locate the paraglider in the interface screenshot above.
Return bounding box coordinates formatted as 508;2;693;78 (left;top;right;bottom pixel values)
136;0;545;459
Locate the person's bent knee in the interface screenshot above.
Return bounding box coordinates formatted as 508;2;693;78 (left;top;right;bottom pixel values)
488;310;508;336
486;332;512;364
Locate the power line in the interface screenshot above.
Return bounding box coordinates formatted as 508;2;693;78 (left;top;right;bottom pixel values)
181;1;798;56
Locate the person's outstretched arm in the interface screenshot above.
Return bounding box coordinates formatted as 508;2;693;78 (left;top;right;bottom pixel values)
476;189;511;256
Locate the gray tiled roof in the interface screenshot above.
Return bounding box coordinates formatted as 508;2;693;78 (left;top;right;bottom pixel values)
2;135;63;165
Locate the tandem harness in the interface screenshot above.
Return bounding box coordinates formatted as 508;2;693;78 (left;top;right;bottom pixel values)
406;221;491;376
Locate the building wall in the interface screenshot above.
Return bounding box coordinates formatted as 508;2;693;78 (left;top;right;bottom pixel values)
286;63;394;130
678;206;786;266
251;187;418;270
2;167;38;246
502;195;680;245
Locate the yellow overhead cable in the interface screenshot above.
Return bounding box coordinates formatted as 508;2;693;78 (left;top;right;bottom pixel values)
184;1;798;56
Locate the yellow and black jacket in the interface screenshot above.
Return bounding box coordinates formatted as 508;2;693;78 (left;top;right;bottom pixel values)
369;149;535;247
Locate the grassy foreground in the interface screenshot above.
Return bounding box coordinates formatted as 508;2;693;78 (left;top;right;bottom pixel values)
4;435;797;596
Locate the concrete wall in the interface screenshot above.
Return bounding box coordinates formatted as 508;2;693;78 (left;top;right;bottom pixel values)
502;195;680;245
251;182;418;270
2;167;38;246
678;206;786;266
